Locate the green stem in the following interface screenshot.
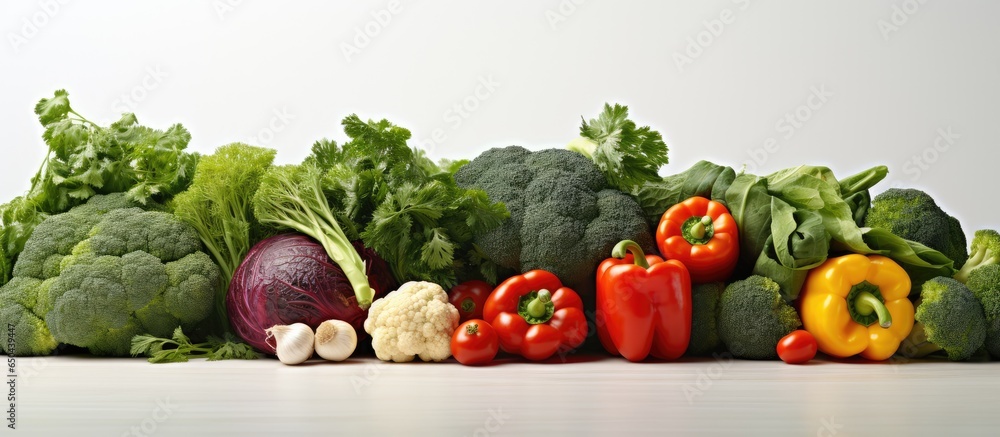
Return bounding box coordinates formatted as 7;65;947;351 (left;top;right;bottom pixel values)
612;240;649;269
68;109;99;127
460;298;476;314
682;216;715;245
518;290;555;324
855;291;892;328
527;290;551;318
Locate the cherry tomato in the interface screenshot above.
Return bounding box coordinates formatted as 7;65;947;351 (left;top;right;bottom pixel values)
451;319;500;366
449;280;493;322
777;330;818;364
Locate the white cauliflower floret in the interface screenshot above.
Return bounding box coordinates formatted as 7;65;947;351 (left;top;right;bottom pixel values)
363;281;459;363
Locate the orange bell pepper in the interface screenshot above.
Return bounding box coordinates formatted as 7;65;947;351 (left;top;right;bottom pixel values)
656;196;739;284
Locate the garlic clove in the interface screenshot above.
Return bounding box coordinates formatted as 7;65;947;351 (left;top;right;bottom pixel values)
265;323;315;365
314;319;357;362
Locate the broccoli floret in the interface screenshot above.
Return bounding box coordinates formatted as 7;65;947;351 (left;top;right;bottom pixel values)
902;277;986;361
865;188;968;268
455;146;654;305
0;195;219;356
0;277;58;355
687;282;724;356
955;230;1000;283
965;265;1000;358
717;276;802;360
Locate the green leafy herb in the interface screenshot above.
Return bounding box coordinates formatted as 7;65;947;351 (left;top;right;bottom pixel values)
570;103;669;193
0;90;199;284
309;115;508;286
130;327;260;363
173;143;277;331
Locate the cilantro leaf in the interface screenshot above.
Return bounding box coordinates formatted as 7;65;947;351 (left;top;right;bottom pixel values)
578;103;669;192
34;89;71;125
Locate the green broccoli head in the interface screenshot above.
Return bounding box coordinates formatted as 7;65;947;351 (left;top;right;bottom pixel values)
0;277;58;355
687;282;724;356
955;230;1000;283
904;277;986;361
0;195;217;356
965;265;1000;358
865;188;968;268
717;276;801;360
455;146;654;304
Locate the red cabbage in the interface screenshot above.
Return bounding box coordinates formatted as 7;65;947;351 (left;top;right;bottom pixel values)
227;233;395;353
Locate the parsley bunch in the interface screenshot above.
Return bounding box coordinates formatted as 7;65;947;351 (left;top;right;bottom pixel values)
309;115;508;286
0;90;199;283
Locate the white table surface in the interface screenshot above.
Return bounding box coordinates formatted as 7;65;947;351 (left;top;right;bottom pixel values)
10;354;999;436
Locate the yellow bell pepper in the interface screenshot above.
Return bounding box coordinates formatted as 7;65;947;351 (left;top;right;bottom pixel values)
799;254;914;361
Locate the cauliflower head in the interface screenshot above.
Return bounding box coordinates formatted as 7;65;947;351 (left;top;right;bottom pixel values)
363;281;459;363
0;194;219;356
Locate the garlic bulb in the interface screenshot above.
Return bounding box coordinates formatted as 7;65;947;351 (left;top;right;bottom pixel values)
314;319;357;361
265;323;314;365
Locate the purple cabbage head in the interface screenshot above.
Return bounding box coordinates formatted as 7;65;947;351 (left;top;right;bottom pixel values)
227;233;396;353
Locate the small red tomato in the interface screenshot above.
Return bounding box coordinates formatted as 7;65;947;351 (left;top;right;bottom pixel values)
451;319;499;366
449;280;493;322
777;330;818;364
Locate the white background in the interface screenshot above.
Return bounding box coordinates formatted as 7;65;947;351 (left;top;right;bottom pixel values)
2;0;998;234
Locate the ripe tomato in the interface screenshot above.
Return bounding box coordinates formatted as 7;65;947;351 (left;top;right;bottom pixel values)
451;319;499;366
449;280;493;322
777;330;818;364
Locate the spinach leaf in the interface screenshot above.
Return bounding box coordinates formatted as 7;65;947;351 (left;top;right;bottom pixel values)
850;227;957;295
770;197;829;270
724;174;773;274
753;237;810;301
634;160;735;226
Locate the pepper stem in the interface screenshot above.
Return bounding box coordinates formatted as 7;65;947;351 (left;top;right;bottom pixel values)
612;240;649;269
681;216;716;245
690;223;706;240
517;290;556;325
460;298;475;314
527;290;552;319
855;291;892;328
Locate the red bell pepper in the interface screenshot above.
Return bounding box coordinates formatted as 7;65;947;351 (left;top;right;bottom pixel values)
596;240;692;361
483;270;588;361
656;196;739;284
